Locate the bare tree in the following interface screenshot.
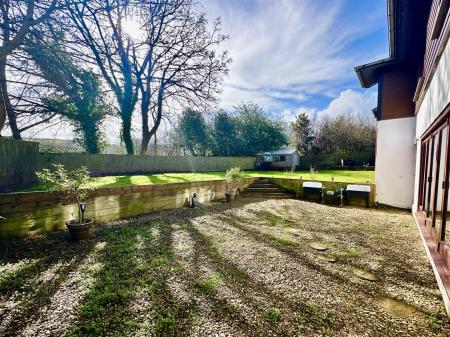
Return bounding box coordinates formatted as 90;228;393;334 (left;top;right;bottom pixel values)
0;0;58;138
64;0;141;154
133;0;230;155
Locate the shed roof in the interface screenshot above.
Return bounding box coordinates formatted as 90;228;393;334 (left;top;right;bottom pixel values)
256;149;298;155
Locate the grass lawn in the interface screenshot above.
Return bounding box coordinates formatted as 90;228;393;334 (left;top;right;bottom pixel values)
25;170;374;191
0;198;448;336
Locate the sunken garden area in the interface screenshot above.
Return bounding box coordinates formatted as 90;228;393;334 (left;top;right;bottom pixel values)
1;197;449;336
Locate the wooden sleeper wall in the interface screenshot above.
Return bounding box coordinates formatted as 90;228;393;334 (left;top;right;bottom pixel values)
0;178;256;238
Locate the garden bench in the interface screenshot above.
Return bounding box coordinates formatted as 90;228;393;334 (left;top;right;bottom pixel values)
302;181;323;202
346;184;371;207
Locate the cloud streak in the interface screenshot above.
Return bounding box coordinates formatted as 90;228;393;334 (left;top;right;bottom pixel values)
203;0;386;114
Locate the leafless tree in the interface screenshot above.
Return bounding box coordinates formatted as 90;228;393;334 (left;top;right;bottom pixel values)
64;0;141;154
131;0;230;154
0;0;58;138
65;0;229;155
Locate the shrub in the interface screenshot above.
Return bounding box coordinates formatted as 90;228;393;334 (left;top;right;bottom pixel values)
36;164;92;224
225;167;245;182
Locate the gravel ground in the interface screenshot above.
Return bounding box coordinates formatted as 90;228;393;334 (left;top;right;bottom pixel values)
0;197;449;336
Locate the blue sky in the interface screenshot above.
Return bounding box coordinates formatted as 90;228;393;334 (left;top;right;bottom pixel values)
202;0;388;121
20;0;388;141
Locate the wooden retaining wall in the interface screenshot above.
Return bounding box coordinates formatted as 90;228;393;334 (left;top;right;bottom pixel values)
38;153;256;176
0;139;39;189
268;178;376;207
0;178;256;238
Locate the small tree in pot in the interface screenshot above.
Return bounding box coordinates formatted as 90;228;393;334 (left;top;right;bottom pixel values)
37;164;93;241
225;167;245;202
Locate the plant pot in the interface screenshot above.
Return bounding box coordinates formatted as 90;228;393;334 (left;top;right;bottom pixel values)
225;191;234;203
66;219;93;241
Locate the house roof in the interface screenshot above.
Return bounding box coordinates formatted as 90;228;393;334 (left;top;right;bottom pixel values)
354;0;396;88
257;149;298;156
354;0;431;88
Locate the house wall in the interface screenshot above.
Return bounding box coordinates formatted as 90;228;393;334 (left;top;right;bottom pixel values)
420;0;450;99
375;117;416;208
379;68;416;120
414;23;450;211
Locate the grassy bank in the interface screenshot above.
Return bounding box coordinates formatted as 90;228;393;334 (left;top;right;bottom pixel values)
24;170;374;191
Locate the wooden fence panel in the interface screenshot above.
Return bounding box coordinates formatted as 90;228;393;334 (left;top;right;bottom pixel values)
0;139;39;189
38;153;256;176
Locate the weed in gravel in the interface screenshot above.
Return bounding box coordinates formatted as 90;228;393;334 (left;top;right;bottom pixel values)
265;307;281;321
196;273;224;294
306;302;333;328
228;267;247;283
337;245;363;262
154;307;181;336
265;213;281;226
322;329;333;337
295;313;310;332
427;313;447;330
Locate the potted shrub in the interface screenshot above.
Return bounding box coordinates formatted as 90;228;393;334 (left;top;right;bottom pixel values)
224;167;245;202
37;164;93;241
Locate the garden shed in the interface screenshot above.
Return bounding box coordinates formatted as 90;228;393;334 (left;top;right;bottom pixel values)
256;149;300;171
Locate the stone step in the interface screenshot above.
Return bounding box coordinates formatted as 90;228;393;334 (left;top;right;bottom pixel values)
249;184;276;188
244;187;285;193
241;179;295;199
240;193;294;199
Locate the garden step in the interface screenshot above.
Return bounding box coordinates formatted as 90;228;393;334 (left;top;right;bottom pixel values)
241;179;295;199
240;193;294;199
249;184;276;188
244;187;285;193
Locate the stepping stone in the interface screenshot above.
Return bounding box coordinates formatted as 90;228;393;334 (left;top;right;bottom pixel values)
375;296;418;317
316;253;337;263
309;242;328;251
353;268;377;282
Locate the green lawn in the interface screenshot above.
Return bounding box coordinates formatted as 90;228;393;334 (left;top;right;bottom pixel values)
248;170;374;183
25;170;374;192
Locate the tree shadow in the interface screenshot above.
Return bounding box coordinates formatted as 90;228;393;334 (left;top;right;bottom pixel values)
215;212;373;293
99;175;134;188
181;220;340;335
64;221;195;336
0;233;98;336
147;174;171;184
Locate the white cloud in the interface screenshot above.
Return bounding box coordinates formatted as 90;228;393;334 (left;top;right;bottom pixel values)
280;106;316;124
203;0;385;111
280;89;377;124
314;89;377;119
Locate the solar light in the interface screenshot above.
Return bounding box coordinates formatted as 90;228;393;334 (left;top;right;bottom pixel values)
191;193;201;208
79;203;86;221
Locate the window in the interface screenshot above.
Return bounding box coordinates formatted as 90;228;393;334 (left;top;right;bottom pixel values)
279;155;286;162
